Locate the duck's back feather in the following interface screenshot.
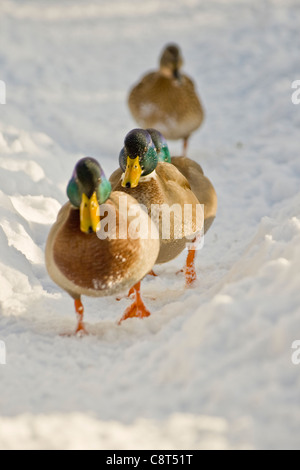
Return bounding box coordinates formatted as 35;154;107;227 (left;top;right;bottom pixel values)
171;156;217;233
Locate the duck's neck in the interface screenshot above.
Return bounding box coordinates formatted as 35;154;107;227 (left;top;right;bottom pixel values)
159;66;174;79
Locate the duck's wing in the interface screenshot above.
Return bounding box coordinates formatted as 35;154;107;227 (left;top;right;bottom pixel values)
129;71;158;96
156;162;203;236
171;156;204;177
171;157;217;233
156;162;192;195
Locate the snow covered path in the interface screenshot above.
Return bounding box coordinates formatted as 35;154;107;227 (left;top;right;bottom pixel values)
0;0;300;450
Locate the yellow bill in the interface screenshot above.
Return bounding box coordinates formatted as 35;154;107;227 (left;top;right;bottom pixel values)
122;156;142;189
80;192;101;234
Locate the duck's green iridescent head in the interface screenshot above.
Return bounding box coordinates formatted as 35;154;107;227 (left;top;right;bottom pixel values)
119;129;158;189
146;128;171;163
67;157;111;234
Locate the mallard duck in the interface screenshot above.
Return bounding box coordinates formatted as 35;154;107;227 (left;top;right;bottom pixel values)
45;157;160;334
110;129;204;287
128;44;205;157
147;128;217;283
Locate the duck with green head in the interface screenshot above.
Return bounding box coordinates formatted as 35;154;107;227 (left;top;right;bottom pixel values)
46;157;160;334
110;128;171;189
109;129;204;293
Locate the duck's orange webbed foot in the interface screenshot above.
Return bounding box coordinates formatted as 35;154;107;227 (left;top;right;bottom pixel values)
185;246;197;288
116;286;135;302
74;298;88;336
148;270;158;277
118;282;151;324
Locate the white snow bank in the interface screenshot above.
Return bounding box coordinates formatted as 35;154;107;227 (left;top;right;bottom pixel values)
0;413;241;450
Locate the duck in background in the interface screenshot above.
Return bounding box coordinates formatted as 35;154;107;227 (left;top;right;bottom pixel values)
45;157;160;334
128;44;205;157
110;129;204;289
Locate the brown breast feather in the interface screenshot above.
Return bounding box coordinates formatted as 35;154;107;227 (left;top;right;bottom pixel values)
53;204;140;292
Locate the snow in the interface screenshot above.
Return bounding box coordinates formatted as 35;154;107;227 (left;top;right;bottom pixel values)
0;0;300;450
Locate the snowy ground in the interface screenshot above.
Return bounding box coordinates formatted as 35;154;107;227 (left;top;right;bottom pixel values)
0;0;300;450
